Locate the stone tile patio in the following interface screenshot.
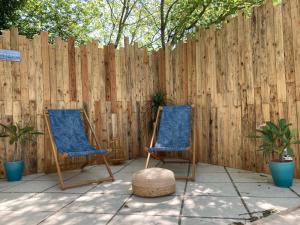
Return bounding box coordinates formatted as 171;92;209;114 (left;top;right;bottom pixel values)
0;158;300;225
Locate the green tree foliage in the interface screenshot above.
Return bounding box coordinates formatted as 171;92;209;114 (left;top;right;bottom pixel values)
154;0;264;47
0;0;26;30
92;0;150;47
12;0;269;48
16;0;98;43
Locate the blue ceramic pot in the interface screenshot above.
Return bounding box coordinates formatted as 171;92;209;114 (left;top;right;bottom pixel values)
4;160;24;182
269;160;294;188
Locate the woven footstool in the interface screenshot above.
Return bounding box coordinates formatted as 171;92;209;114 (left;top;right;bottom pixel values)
132;168;176;197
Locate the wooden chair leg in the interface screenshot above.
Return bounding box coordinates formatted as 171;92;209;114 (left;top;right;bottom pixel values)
53;152;65;190
145;153;151;168
80;156;89;172
102;155;114;181
191;148;196;181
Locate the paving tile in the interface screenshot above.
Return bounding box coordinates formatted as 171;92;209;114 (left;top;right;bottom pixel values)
243;196;300;217
290;182;300;196
120;195;181;216
129;159;158;167
160;163;189;177
40;212;113;225
195;173;231;183
91;176;186;196
113;172;134;181
109;214;178;225
3;180;57;193
0;159;296;224
83;164;122;175
226;167;252;173
67;170;110;182
186;182;238;196
0;180;25;191
0;182;8;191
45;183;96;194
230;173;272;183
117;165;147;174
181;217;248;225
89;178;132;195
22;173;44;181
236;183;298;198
64;193;129;214
0;211;52;225
166;170;189;177
118;160;158;173
182;196;248;218
110;164;129;173
118;160;188;177
118;165;187;177
33;171;79;181
175;181;186;196
293;178;300;183
10;193;80;212
198;163;226;173
161;163;189;171
0;193;35;211
248;206;300;225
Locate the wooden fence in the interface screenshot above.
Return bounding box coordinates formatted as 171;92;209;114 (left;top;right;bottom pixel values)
157;0;300;177
0;29;159;176
1;0;300;178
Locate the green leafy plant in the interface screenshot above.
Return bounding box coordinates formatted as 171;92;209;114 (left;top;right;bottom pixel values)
0;122;43;162
151;90;167;114
150;90;173;120
145;90;172;134
248;119;300;161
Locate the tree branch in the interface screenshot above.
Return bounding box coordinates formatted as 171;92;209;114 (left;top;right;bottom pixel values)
169;1;212;45
165;0;179;26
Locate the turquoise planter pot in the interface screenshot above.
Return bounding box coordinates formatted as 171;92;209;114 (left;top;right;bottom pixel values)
4;161;24;182
269;160;294;188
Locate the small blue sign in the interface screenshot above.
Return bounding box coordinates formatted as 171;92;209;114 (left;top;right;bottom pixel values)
0;49;21;61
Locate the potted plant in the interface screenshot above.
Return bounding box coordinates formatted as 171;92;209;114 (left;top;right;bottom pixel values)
0;122;43;181
151;91;167;120
249;119;300;187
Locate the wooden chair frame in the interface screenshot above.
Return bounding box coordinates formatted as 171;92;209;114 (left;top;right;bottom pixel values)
145;105;196;181
44;109;114;190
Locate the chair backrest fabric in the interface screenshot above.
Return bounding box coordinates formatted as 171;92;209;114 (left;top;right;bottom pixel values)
154;105;192;150
48;109;92;154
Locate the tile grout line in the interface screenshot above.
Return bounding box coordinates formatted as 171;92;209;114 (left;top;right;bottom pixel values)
106;193;134;224
106;159;161;224
2;169;89;194
289;187;300;198
112;159;138;175
178;162;191;225
36;159;137;225
180;215;250;220
36;186;94;224
224;167;253;219
2;159;136;195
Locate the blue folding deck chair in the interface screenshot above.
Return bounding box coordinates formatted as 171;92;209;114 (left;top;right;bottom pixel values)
44;109;114;190
145;105;196;181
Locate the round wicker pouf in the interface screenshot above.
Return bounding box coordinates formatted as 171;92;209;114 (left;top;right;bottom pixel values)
132;168;176;197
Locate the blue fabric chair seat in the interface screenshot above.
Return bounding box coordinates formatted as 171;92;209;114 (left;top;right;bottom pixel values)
65;148;107;157
48;109;107;157
149;105;192;152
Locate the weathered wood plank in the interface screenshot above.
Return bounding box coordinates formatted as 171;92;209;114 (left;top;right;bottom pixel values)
68;37;77;101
